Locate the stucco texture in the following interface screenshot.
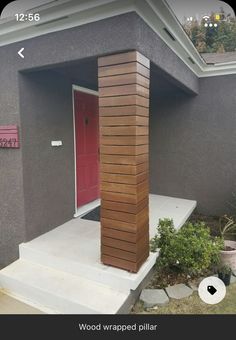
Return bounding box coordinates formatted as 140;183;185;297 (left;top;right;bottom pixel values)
0;44;26;268
0;11;234;268
150;74;236;216
0;12;199;267
19;71;75;240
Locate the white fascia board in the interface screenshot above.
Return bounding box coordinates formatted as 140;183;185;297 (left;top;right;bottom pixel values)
0;0;128;35
198;64;236;77
141;0;204;73
0;0;236;77
0;0;136;46
139;0;236;77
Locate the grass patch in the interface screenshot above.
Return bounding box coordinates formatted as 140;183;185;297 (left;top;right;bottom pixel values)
132;283;236;314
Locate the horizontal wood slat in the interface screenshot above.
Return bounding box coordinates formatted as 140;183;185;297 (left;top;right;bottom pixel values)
101;217;149;234
101;189;149;205
101;245;137;262
101;244;149;264
100;145;148;156
102;197;148;214
99;73;150;89
100;172;148;185
100;116;148;126
102;225;148;243
100;153;148;165
99;105;149;117
99;51;150;272
101;183;136;195
101;206;148;224
99;84;149;98
102;233;148;253
100;135;149;146
98;62;150;78
101;253;148;272
99;95;149;108
101;180;148;195
100;162;148;175
98;51;150;68
100;126;148;136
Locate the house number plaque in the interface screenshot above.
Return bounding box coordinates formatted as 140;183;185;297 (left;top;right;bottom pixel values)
0;125;20;148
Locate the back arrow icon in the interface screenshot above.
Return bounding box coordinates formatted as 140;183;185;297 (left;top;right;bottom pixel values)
18;48;24;59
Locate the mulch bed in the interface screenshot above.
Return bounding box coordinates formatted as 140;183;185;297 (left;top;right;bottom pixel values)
146;268;190;289
146;266;213;289
189;213;221;237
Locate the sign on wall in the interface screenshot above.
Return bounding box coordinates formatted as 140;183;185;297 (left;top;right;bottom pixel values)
0;125;19;148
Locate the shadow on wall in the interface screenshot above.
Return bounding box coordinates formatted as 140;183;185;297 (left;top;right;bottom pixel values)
19;70;75;241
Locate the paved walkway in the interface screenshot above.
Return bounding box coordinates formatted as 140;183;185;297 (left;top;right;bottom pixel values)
0;291;43;314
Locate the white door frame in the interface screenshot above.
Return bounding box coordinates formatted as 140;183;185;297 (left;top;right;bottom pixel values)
72;85;99;218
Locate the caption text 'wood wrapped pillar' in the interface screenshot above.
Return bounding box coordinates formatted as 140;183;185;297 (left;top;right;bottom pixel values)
98;51;150;273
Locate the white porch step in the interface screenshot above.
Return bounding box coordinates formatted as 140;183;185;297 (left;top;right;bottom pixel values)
19;242;158;293
0;194;196;314
0;259;129;314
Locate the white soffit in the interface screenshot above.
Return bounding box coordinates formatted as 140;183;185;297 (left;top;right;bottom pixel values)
0;0;236;77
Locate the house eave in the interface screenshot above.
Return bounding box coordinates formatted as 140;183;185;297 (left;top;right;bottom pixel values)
0;0;236;77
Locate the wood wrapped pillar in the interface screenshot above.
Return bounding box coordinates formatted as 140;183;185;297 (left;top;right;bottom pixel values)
98;51;150;273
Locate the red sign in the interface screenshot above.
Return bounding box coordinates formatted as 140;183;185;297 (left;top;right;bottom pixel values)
0;125;19;148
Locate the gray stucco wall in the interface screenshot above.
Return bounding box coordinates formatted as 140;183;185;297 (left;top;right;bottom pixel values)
150;74;236;216
14;12;198;95
136;15;199;95
19;71;75;240
0;45;26;268
0;12;198;267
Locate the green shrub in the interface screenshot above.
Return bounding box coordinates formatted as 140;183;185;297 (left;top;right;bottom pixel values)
150;218;175;252
150;219;224;276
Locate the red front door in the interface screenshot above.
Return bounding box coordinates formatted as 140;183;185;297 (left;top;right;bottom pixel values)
74;90;99;208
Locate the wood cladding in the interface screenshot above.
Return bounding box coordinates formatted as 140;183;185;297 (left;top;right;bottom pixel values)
99;106;149;117
99;84;149;98
99;95;149;108
99;51;150;273
98;51;150;68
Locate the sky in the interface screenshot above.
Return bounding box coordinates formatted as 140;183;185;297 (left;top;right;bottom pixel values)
166;0;235;23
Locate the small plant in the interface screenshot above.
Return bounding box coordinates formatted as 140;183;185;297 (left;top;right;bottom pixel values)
150;219;224;277
219;190;236;240
218;264;232;275
218;264;232;286
219;214;236;239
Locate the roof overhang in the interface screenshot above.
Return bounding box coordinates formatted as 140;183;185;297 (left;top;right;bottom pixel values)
0;0;236;77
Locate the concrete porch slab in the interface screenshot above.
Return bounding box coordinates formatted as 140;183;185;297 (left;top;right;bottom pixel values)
0;290;44;314
149;194;197;238
19;219;158;293
18;194;196;290
0;194;196;314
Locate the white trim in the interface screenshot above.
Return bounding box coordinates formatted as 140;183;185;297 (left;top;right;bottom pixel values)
73;85;98;96
73;199;101;218
72;84;99;217
0;0;135;46
72;85;77;216
137;0;236;77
